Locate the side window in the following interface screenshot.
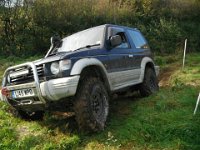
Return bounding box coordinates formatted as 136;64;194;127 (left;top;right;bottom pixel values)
108;27;129;49
127;30;148;49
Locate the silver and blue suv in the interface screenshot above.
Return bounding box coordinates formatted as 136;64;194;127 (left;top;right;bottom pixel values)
1;24;159;132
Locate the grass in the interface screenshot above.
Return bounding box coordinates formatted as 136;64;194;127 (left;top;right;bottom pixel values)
170;53;200;87
0;53;200;150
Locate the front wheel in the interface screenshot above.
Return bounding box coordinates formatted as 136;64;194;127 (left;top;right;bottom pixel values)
139;67;159;97
74;77;109;132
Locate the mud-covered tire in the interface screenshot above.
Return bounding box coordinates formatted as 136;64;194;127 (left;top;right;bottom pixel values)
11;108;44;121
139;67;159;97
74;77;109;132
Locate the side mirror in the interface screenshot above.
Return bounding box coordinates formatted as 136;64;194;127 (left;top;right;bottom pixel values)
110;35;122;48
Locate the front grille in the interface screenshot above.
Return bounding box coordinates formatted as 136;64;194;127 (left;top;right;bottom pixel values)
9;64;44;85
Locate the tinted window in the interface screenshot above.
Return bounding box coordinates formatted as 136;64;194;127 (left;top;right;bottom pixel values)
108;27;129;49
128;30;147;48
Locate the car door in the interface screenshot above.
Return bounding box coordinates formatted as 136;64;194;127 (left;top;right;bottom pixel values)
106;26;138;89
126;29;151;80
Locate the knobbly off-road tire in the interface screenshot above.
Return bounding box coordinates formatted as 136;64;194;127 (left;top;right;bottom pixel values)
10;108;44;121
139;67;159;97
74;77;109;133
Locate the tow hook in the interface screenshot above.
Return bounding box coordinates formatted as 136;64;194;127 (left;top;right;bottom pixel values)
1;88;10;97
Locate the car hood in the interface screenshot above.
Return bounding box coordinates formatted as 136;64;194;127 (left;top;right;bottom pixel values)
33;52;67;65
34;47;102;65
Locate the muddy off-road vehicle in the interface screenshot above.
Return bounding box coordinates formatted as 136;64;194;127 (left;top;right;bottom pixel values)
0;24;159;132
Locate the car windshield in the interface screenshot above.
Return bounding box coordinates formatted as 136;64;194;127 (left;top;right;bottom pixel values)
57;26;105;52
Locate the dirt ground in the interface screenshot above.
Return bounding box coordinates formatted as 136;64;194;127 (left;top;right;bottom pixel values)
158;64;180;87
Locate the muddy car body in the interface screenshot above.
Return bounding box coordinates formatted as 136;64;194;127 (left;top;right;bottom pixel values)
1;24;159;132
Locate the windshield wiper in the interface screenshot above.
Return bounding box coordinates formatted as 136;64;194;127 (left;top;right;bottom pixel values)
75;43;100;51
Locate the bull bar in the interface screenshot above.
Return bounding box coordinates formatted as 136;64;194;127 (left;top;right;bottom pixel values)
1;62;46;105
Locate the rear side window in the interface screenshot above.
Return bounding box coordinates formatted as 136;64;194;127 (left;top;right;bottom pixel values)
127;30;148;49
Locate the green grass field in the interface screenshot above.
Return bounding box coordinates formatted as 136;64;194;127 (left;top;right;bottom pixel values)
0;53;200;150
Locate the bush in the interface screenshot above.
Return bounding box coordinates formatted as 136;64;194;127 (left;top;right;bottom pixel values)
0;0;199;56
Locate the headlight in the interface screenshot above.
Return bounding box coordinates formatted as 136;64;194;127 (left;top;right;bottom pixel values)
50;62;60;75
60;59;71;71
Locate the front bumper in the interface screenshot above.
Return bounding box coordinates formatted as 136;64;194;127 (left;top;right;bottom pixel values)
40;76;80;101
1;62;80;111
1;76;79;103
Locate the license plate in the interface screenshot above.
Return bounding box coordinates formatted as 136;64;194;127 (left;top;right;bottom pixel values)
12;88;35;98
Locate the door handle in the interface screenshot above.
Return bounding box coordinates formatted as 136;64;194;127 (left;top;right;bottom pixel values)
128;54;133;58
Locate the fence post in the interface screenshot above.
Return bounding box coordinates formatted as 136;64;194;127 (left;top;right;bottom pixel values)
182;39;187;69
194;92;200;115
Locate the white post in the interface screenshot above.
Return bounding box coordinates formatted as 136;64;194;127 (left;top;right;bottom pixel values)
182;39;187;69
194;92;200;115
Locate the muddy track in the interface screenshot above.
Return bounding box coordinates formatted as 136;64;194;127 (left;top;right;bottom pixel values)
158;64;181;87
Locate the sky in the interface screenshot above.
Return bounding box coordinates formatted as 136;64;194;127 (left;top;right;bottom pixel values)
3;0;23;7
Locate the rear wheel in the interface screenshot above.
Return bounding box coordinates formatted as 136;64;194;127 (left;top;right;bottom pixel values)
74;77;109;132
139;67;159;97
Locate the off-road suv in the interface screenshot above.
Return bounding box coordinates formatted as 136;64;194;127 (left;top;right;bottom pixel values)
1;24;159;132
